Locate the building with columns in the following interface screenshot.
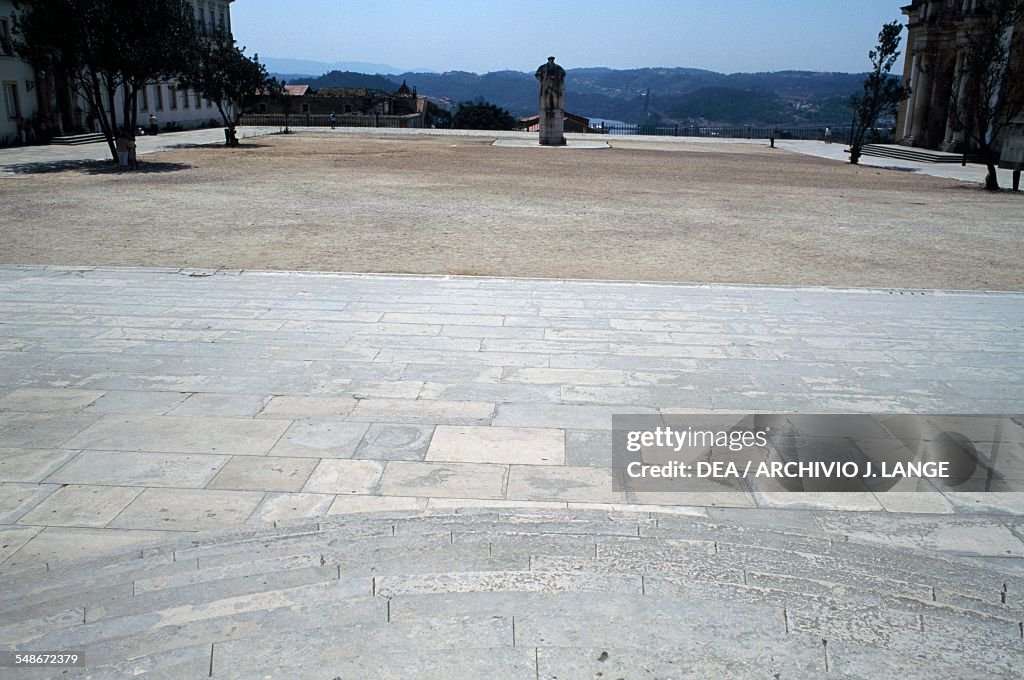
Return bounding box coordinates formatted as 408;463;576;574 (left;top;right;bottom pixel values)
0;0;234;144
0;0;41;144
896;0;1020;152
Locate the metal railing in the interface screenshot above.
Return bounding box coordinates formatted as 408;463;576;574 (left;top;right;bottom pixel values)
587;123;867;142
239;113;424;129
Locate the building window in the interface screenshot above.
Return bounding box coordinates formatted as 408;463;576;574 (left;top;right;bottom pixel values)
209;9;215;32
258;103;267;113
219;10;225;30
155;84;163;111
183;89;190;109
301;104;310;113
168;85;177;110
207;98;213;109
0;19;12;57
139;86;148;111
3;82;20;120
194;91;202;108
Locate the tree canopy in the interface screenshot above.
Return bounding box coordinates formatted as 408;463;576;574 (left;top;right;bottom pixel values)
452;101;516;131
179;29;274;143
13;1;274;157
848;21;909;165
13;0;198;160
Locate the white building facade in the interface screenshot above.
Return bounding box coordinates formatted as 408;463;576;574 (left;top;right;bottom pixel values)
98;0;237;133
139;0;235;131
0;0;41;144
0;0;235;144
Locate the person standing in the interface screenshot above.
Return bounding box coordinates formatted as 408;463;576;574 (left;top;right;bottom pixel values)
148;113;158;136
127;132;138;170
824;127;832;144
115;129;130;168
329;111;337;129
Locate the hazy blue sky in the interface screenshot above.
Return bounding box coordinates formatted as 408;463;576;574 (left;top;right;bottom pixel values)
232;0;908;74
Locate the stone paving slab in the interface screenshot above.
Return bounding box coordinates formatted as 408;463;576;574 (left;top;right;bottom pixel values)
0;266;1023;569
18;484;144;528
62;414;291;455
43;450;227;488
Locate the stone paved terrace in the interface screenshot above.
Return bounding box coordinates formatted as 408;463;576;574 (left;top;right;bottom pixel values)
1;265;1023;571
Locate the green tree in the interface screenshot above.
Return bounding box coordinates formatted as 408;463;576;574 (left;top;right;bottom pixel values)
849;21;910;165
13;0;198;161
275;81;294;133
179;29;273;145
452;101;516;131
949;0;1024;191
424;101;452;129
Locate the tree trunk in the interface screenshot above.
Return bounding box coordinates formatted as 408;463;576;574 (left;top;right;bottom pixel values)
215;101;232;145
106;77;120;163
983;146;1000;191
985;162;1001;191
85;71;117;162
121;86;133;140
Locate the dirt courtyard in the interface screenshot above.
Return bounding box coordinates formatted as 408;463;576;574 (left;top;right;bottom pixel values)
2;132;1022;290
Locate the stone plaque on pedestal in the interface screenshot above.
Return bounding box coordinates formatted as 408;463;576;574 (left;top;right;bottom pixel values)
535;57;566;146
998;113;1024;171
999;113;1024;190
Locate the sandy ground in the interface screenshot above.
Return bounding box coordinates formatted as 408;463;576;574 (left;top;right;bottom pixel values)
2;132;1022;290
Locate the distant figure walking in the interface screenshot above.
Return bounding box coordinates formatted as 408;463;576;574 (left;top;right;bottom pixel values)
824;127;832;144
148;113;158;136
329;111;337;129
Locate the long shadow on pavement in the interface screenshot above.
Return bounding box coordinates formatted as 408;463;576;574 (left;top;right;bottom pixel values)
3;159;192;175
157;142;274;151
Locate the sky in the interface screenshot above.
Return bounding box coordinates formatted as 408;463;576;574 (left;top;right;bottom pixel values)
231;0;909;75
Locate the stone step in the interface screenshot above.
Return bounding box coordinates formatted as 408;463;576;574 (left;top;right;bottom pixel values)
207;591;790;675
49;132;107;146
0;557;199;615
15;577;376;652
859;143;984;164
532;548;1021;626
540;642;1002;680
4;515;1017;624
716;541;1017;606
61;642;212;679
2;507;1023;677
38;596;382;678
212;646;536;680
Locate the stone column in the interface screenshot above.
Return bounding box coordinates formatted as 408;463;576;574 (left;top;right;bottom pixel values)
910;53;932;144
902;52;921;142
952;55;970;147
942;50;965;151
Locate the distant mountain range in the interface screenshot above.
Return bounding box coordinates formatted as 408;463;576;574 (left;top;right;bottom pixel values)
261;57;431;77
270;65;880;127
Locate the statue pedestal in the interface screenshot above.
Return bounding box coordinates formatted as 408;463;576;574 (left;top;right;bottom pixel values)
539;109;566;146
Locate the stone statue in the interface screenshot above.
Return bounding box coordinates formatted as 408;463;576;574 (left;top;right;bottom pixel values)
535;56;566;146
536;56;566;111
